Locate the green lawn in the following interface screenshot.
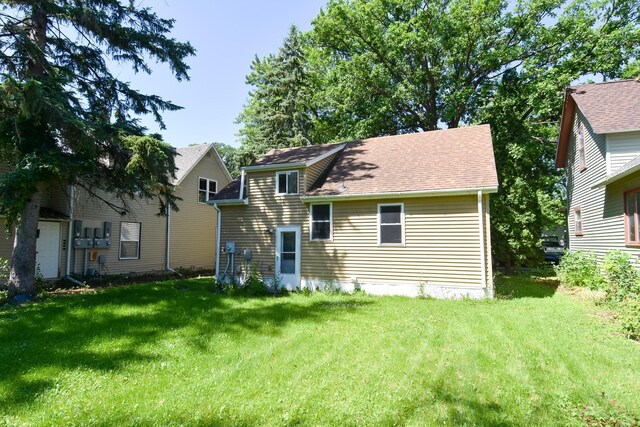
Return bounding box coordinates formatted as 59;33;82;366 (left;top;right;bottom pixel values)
0;276;639;426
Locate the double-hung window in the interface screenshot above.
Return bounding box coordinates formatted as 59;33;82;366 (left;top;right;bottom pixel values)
119;222;141;260
624;189;640;245
578;125;587;171
310;204;332;240
378;203;404;245
276;171;299;195
198;178;217;203
574;207;583;236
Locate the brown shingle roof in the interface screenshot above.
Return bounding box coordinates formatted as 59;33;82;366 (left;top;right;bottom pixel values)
569;80;640;134
306;125;497;196
253;143;343;166
174;144;212;183
557;80;640;168
214;178;241;200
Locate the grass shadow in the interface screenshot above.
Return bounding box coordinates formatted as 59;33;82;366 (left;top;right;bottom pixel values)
0;279;374;410
495;274;559;299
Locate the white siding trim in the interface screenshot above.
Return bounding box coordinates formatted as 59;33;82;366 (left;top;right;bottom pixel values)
309;202;333;241
478;191;487;289
301;186;498;202
377;203;405;246
305;144;346;166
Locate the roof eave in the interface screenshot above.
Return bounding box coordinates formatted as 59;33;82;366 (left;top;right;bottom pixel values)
208;198;249;206
592;164;640;188
241;162;307;172
300;186;498;203
555;89;575;169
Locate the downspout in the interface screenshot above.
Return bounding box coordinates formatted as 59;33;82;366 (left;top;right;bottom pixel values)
213;203;221;280
478;191;487;291
65;185;75;276
239;170;245;200
165;203;182;277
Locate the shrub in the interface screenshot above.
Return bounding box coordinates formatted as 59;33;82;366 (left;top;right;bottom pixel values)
602;250;640;303
617;297;640;340
555;250;604;290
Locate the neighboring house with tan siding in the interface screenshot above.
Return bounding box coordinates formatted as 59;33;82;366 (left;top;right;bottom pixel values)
212;125;498;298
556;80;640;260
0;143;231;280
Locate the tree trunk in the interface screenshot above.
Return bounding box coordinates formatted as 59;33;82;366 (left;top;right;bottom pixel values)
7;186;44;301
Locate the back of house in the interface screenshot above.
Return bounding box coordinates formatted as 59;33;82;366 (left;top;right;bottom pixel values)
213;125;498;298
556;80;640;259
0;143;231;281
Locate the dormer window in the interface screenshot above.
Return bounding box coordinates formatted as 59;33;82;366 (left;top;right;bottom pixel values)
198;177;217;203
276;171;299;195
578;125;587;171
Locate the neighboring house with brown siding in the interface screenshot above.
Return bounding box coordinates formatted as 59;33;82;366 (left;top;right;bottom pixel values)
0;143;231;280
556;80;640;260
212;125;498;298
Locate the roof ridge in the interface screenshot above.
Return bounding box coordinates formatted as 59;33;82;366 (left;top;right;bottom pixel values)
570;79;637;89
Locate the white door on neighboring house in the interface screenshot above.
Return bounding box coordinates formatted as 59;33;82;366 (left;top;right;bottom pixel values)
275;225;301;290
36;221;61;279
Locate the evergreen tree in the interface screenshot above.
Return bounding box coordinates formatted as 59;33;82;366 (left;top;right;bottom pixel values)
237;25;313;160
0;1;194;300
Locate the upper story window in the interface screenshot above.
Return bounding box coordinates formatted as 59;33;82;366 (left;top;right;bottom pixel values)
119;222;141;260
574;207;583;236
378;203;404;245
624;189;640;245
578;125;587;171
198;178;217;203
276;171;299;195
310;203;332;241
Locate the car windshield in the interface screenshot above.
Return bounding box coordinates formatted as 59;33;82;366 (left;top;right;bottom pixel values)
543;241;561;247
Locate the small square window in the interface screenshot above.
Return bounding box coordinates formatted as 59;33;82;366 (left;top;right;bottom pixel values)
198;178;217;203
276;171;299;195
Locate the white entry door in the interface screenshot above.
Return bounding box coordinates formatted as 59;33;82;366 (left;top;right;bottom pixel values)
36;221;61;279
275;225;301;290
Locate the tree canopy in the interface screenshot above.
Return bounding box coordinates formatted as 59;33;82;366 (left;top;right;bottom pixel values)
235;0;640;267
0;1;194;299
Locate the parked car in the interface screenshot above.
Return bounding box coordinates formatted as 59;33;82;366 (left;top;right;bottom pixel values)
542;236;565;263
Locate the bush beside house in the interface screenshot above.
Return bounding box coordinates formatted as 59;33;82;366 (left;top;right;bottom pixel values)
556;250;640;339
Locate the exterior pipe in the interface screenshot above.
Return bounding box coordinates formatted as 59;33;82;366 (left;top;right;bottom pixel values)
239;170;245;200
478;191;487;290
165;203;182;277
65;185;75;276
213;203;221;280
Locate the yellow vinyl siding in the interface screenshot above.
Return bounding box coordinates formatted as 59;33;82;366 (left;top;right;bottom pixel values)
71;188;167;275
219;168;486;288
169;150;231;270
305;153;337;191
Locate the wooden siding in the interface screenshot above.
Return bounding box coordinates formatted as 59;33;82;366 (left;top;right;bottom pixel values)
219;168;487;288
305;153;337;191
608;132;640;174
567;109;640;260
169;149;231;270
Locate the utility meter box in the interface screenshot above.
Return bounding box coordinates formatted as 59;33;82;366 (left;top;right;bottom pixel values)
225;241;235;254
74;237;93;249
243;249;252;261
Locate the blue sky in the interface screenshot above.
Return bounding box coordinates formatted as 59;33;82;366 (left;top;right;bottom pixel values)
117;1;327;148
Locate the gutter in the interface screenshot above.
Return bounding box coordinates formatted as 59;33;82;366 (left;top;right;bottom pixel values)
165;203;182;277
65;185;75;276
300;186;498;203
478;191;487;290
213;203;221;279
242;162;306;172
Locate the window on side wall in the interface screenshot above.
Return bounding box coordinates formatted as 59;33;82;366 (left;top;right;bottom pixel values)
276;171;299;195
574;207;583;236
378;203;404;245
198;178;217;203
578;125;587;171
310;203;332;240
624;189;640;245
119;222;141;260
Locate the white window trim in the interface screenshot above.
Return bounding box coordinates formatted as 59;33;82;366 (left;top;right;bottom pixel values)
309;202;333;241
377;203;405;246
198;177;217;204
119;222;141;260
275;170;300;196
